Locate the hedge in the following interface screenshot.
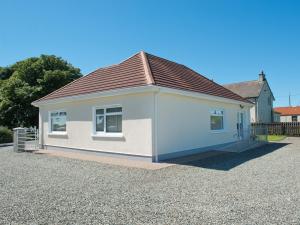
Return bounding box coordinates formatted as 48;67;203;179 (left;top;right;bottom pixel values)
0;126;13;144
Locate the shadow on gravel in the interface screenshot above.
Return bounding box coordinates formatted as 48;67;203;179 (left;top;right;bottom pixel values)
165;143;289;171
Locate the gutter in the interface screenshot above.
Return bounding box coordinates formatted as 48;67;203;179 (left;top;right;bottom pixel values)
32;85;159;107
32;85;253;108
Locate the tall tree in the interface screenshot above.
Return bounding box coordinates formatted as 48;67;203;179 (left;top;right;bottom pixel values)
0;55;82;128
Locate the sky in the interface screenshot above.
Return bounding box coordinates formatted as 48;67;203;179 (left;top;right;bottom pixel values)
1;0;299;106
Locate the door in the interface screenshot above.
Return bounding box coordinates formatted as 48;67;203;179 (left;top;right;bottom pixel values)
237;112;244;139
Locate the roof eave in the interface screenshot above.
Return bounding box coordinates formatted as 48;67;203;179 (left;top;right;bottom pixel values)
32;85;159;107
32;84;253;107
158;86;254;106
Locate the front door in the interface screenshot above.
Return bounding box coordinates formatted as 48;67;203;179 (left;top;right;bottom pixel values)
237;112;244;139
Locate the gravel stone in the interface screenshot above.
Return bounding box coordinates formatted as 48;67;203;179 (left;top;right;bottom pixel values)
0;138;299;225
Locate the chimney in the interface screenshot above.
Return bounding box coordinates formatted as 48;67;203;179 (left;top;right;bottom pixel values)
259;70;266;82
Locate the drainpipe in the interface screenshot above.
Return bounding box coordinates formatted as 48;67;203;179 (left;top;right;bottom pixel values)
39;109;43;149
255;99;259;122
153;89;160;162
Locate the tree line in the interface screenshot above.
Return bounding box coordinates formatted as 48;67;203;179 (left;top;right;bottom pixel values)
0;55;82;129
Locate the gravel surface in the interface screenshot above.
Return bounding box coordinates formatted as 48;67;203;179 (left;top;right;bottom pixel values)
0;138;299;225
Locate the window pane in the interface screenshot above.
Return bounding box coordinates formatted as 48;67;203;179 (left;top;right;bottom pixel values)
211;115;223;130
96;115;104;132
106;115;122;133
51;112;66;132
106;107;122;113
96;109;104;115
210;110;223;115
59;112;66;116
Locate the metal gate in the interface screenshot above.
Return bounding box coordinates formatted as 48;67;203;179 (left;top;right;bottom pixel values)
13;127;39;152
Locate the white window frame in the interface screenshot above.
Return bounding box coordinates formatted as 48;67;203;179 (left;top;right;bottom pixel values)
92;104;123;137
210;108;225;132
48;109;67;135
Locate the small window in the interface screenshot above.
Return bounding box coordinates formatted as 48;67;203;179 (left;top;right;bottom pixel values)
292;116;298;122
50;110;67;132
94;106;122;133
210;109;224;130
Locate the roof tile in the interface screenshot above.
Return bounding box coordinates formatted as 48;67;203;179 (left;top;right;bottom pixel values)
223;80;264;98
35;51;249;103
274;107;300;116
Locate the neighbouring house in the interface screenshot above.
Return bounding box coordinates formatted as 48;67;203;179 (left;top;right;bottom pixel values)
273;110;281;122
223;71;275;123
32;51;253;162
274;106;300;122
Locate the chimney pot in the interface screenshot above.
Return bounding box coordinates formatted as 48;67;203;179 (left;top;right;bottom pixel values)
259;70;266;81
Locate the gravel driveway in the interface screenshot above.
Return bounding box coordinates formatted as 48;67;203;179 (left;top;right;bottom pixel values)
0;138;299;225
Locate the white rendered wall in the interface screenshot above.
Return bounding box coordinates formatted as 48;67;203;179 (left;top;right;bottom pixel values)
280;115;300;122
156;93;251;156
39;92;154;157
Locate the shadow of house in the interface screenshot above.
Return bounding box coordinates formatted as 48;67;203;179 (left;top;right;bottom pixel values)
165;142;289;171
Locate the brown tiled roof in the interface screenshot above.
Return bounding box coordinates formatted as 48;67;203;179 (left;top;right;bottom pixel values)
36;52;148;102
145;53;249;103
274;106;300;116
223;80;264;98
35;51;249;103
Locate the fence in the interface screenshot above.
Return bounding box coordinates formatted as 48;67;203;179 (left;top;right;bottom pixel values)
251;122;300;136
13;127;39;152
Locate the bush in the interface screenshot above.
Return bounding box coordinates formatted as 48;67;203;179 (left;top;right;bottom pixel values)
0;126;13;144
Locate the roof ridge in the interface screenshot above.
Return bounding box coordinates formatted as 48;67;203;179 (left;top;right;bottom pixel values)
140;51;155;85
223;80;260;86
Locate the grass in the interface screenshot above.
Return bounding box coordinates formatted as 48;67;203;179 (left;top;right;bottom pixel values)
267;135;286;142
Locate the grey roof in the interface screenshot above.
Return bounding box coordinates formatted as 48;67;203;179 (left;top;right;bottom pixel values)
223;80;264;99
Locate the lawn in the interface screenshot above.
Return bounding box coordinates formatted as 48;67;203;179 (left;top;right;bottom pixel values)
267;135;286;142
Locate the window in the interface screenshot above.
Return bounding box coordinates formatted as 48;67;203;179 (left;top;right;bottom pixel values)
292;115;298;122
94;106;122;134
49;110;67;133
210;109;224;130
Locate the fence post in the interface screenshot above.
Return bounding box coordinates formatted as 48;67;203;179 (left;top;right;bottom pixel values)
13;129;18;152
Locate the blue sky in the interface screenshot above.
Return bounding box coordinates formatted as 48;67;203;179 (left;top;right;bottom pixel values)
1;0;299;106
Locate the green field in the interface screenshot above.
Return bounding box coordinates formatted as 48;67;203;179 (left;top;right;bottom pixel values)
267;135;287;142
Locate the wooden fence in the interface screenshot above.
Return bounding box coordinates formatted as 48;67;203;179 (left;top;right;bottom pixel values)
251;122;300;136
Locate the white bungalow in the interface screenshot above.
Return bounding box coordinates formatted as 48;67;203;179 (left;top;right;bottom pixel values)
32;51;252;162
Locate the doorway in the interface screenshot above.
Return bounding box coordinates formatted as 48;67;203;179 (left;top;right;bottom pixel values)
237;112;244;139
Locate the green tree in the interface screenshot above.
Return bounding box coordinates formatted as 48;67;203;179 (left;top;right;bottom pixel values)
0;55;82;128
0;67;14;80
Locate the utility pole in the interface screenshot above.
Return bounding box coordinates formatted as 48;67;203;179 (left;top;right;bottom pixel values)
289;92;291;106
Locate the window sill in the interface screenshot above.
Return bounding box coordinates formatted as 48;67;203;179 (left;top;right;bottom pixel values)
210;129;226;134
48;132;68;136
91;133;124;138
